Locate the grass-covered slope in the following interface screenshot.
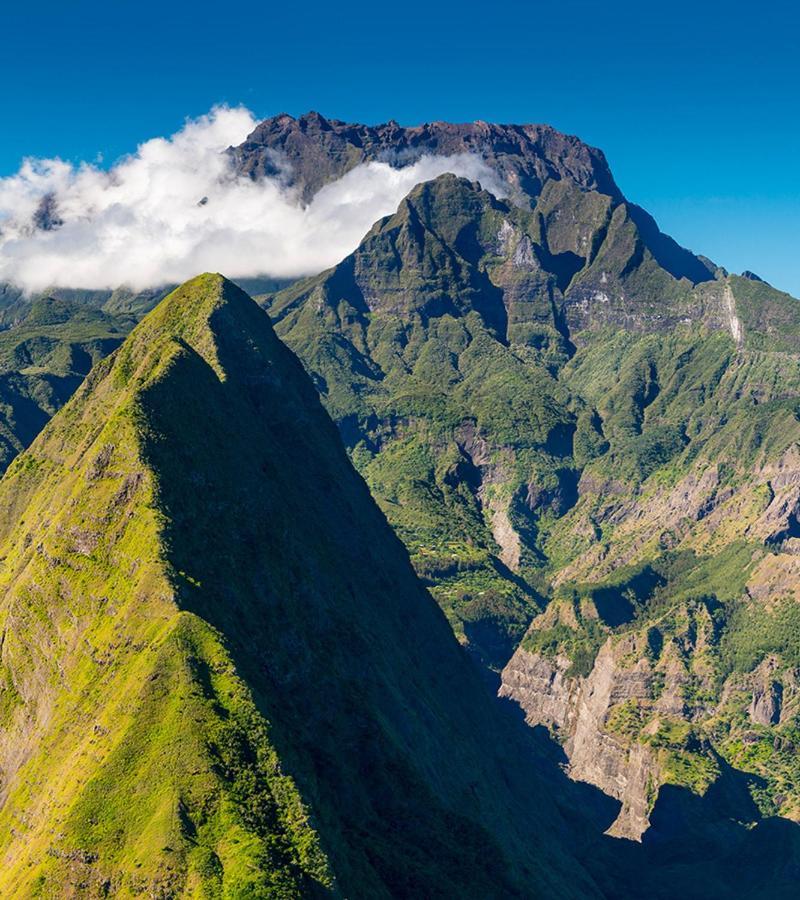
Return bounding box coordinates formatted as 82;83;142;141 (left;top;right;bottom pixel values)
502;316;800;834
0;278;301;478
264;171;800;833
0;274;598;898
4;116;800;854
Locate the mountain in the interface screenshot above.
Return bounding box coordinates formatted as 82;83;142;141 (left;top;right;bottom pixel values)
0;292;136;472
0;273;608;897
3;110;800;875
230;111;621;205
262;169;740;669
237;114;800;841
0;279;294;478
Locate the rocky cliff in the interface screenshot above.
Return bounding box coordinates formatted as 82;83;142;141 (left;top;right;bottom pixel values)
230;110;621;205
3;110;800;875
239;116;800;844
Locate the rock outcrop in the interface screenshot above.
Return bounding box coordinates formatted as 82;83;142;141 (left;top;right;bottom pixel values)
501;637;662;840
231;111;622;206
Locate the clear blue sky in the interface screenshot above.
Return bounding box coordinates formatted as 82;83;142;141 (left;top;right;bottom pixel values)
3;0;798;294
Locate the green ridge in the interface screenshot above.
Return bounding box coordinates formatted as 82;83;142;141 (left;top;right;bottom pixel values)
0;274;597;898
264;172;800;828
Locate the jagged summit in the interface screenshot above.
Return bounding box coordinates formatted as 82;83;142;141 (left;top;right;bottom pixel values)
231;110;621;204
232;111;718;305
264;156;800;869
741;269;765;282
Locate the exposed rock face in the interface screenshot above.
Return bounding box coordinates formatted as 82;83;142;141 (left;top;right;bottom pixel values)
750;682;782;725
501;637;660;840
231;111;621;206
264;172;747;666
501;578;800;841
5;112;800;872
566;641;656;839
242;119;800;839
499;651;576;733
724;282;743;345
740;657;787;725
490;503;522;571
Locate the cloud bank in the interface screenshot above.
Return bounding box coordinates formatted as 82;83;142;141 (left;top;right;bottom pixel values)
0;106;506;293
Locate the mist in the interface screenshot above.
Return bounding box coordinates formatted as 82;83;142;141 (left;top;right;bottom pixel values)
0;106;505;293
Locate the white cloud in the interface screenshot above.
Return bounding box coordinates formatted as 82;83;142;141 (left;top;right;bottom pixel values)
0;106;506;292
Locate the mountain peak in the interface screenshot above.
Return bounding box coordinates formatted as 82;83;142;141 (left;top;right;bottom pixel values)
112;272;289;388
231;112;621;205
741;269;765;282
142;271;246;324
0;274;598;897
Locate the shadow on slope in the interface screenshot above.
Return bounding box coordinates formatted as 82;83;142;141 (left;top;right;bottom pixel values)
135;277;800;898
135;279;603;898
627;205;716;285
579;752;800;899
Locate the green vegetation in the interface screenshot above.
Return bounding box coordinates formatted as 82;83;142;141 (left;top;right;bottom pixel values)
260;171;800;828
0;278;332;896
0;287;172;474
3;127;800;868
522;611;605;678
0;274;592;898
659;749;720;796
716;720;800;819
605;699;649;741
720;596;800;674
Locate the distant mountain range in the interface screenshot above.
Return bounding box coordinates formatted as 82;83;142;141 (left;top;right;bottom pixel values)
1;112;799;897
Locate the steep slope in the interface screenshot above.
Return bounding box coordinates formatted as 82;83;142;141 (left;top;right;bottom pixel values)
0;111;716;485
499;302;800;837
0;279;292;479
262;166;800;838
265;173;733;667
0;282;183;480
0;295;137;472
232;111;715;291
3;110;800;852
231;111;621;205
0;274;600;897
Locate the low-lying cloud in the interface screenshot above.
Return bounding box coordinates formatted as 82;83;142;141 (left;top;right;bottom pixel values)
0;106;506;293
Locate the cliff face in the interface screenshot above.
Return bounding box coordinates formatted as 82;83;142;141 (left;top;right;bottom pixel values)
230;111;621;205
262;173;779;665
3;110;800;877
254;155;800;841
501;641;669;839
501;573;800;838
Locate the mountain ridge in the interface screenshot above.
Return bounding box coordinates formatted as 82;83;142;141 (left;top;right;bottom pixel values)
0;273;603;897
231;110;622;206
252;147;800;844
1;112;800;878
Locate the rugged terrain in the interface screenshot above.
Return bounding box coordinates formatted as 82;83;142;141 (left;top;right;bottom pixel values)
0;273;609;897
0;279;289;477
230;111;621;205
238;113;800;843
2;111;800;888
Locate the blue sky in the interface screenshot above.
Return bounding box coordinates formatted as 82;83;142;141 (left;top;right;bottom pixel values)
3;0;798;294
